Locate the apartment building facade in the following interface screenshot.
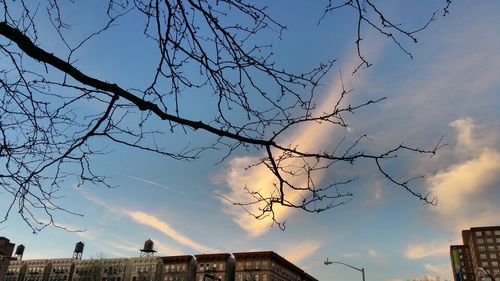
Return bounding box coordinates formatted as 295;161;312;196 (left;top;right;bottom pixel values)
233;251;317;281
450;226;500;281
1;238;315;281
159;255;196;281
194;253;234;281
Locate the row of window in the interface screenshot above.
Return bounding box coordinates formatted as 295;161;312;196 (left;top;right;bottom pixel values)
476;238;500;244
478;245;500;252
7;268;22;274
49;275;69;281
162;277;186;281
236;261;269;270
52;267;71;273
28;268;45;274
197;263;224;272
235;273;268;281
133;265;156;273
480;261;499;267
475;230;500;237
480;253;498;259
163;264;187;273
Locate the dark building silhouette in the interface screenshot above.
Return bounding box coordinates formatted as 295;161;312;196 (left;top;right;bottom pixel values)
0;238;15;281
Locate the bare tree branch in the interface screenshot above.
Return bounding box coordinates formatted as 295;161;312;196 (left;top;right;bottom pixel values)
0;0;452;231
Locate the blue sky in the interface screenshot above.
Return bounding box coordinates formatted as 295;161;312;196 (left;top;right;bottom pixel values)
1;1;500;281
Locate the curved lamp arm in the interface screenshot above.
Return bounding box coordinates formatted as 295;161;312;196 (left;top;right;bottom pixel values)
324;258;365;281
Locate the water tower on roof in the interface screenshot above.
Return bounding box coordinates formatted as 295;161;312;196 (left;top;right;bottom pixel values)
139;239;156;257
73;242;84;260
15;244;25;261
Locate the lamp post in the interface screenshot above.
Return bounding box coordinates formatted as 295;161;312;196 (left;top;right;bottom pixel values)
324;258;365;281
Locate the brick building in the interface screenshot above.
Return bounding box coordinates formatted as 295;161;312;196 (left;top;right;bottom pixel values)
23;260;52;281
450;226;500;281
194;253;235;281
2;241;316;281
47;258;74;281
233;251;317;281
4;260;26;281
160;255;196;281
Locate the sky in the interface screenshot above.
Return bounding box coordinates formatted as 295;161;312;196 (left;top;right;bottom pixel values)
1;1;500;281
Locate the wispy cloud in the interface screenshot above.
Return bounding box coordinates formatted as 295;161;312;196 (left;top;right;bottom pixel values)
424;263;452;280
125;175;172;191
80;191;215;254
404;240;450;260
368;249;378;258
125;211;217;253
341;248;379;260
280;240;322;264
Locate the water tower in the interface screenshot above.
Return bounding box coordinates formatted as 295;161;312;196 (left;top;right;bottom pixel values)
139;239;156;257
14;245;24;261
73;242;84;260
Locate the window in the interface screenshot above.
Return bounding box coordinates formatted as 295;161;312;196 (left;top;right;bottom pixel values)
496;238;500;243
480;254;487;259
476;231;483;236
479;246;486;251
488;246;495;251
491;253;497;259
485;231;492;236
482;261;489;267
492;261;498;267
477;239;484;244
487;238;494;243
494;230;500;235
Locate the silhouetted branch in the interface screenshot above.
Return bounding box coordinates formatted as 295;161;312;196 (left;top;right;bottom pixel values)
0;0;451;231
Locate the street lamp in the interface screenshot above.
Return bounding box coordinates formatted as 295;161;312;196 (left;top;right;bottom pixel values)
324;258;365;281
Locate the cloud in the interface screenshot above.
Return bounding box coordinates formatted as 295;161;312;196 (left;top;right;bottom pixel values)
125;175;172;191
404;240;450;260
371;180;384;201
280;240;322;264
215;51;379;236
80;191;215;254
125;210;218;253
424;263;452;280
368;249;378;258
425;118;500;232
340;248;380;260
342;251;358;258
